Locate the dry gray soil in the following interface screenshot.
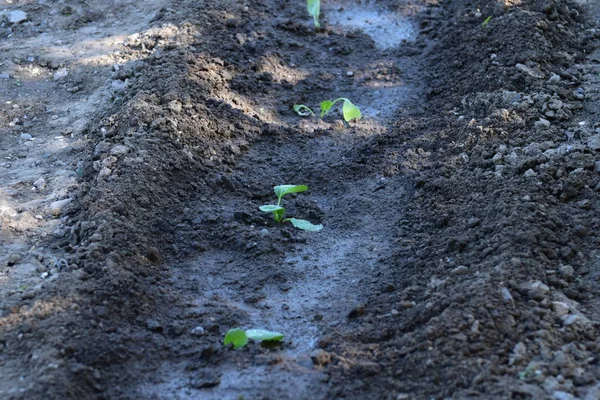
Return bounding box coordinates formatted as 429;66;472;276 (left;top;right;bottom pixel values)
2;0;600;399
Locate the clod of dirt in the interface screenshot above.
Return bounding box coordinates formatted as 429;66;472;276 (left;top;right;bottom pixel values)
518;280;551;301
311;350;332;367
53;68;69;81
146;319;163;332
6;254;22;266
7;10;28;24
347;305;366;319
49;198;72;216
189;371;221;389
146;247;161;263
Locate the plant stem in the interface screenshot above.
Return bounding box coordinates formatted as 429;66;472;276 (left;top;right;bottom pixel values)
331;98;344;107
333;97;350;105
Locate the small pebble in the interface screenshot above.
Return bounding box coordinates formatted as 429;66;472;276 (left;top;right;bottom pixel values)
553;391;575;400
558;265;574;277
534;119;551;130
110;145;130;156
451;265;470;275
53;68;68;81
311;350;331;366
561;314;581;326
467;217;480;228
501;287;514;302
8;10;28;24
33;177;46;189
111;79;128;91
552;301;569;317
191;326;205;336
49;198;72;216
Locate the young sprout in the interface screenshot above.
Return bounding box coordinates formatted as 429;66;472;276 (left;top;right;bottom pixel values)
259;185;323;231
293;104;315;117
224;328;284;349
307;0;321;28
293;98;361;122
481;16;492;28
321;98;362;121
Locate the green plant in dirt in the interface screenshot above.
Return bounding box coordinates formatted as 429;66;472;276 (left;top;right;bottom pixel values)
518;365;542;381
481;16;492;28
307;0;320;28
293;98;362;122
259;185;323;231
224;328;284;349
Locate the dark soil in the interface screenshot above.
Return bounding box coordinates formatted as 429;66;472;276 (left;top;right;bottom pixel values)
2;0;600;399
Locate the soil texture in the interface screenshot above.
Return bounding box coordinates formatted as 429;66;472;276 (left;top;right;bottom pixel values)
2;0;600;399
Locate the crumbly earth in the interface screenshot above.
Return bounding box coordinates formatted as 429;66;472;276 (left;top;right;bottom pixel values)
1;0;600;399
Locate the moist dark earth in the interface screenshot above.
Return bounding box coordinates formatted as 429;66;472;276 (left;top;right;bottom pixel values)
2;0;600;399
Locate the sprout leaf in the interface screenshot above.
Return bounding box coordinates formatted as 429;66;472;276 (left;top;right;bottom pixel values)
224;328;248;349
274;185;308;199
293;104;315;117
320;100;334;117
307;0;321;28
246;329;284;342
289;218;323;232
259;205;285;213
342;99;362;122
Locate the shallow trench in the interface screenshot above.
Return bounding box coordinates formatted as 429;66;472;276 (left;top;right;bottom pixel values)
134;2;422;398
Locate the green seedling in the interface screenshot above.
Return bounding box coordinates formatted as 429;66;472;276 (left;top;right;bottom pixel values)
292;104;314;117
481;16;492;28
518;365;542;381
260;185;323;231
293;98;362;122
307;0;321;28
224;328;284;349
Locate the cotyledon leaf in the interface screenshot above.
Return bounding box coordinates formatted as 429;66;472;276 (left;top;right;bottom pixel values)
259;205;285;213
224;328;248;349
246;329;284;342
274;185;308;199
342;99;362;122
293;104;314;117
289;218;323;232
307;0;321;28
320;100;334;117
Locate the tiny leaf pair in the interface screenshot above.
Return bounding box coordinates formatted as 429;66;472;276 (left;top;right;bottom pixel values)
320;98;362;121
293;98;362;123
259;185;323;231
224;328;284;349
